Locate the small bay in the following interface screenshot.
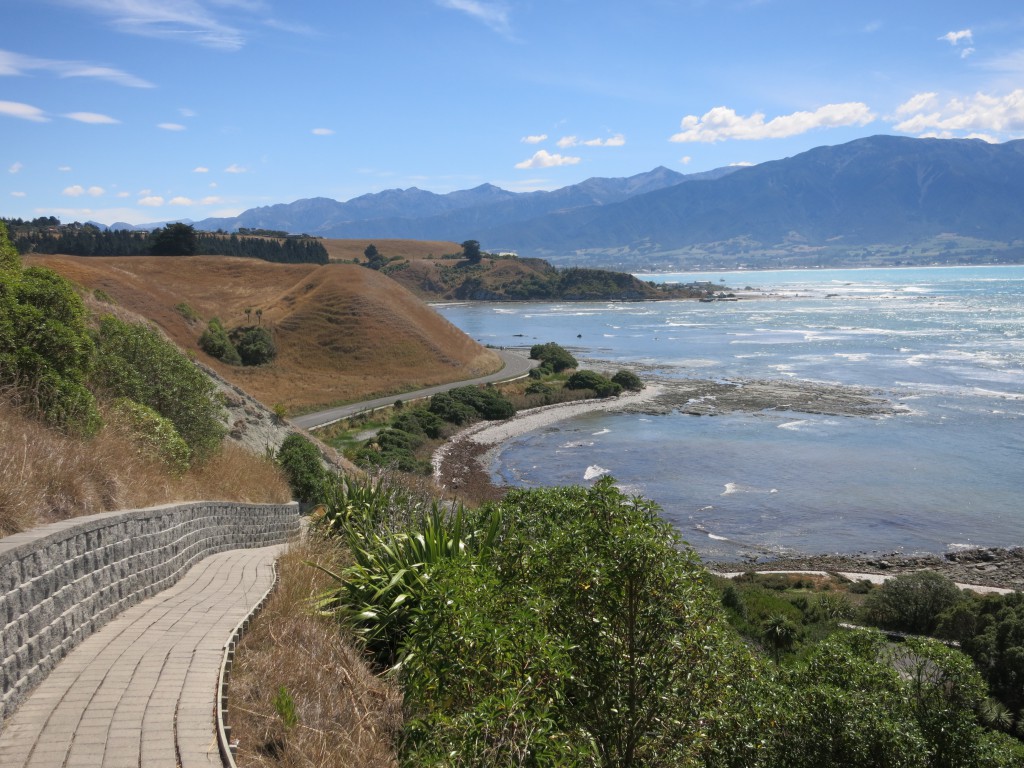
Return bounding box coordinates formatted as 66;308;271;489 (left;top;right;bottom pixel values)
434;265;1024;561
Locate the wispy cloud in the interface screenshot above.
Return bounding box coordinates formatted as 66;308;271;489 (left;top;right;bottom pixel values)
65;111;120;124
0;100;50;122
0;48;155;87
558;133;626;148
670;103;875;143
11;191;26;197
225;163;247;173
435;0;512;37
311;127;334;135
138;195;165;206
940;29;973;46
169;196;193;205
9;161;23;174
158;122;186;131
521;134;547;144
193;166;210;173
63;185;86;197
57;0;246;50
893;89;1024;138
515;149;581;169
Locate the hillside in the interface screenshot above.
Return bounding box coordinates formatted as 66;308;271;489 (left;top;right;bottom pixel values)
26;255;501;412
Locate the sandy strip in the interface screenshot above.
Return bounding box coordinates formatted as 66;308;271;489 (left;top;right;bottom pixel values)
432;384;665;497
712;570;1013;595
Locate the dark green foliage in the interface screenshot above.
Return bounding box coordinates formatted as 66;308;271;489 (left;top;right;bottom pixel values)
429;385;515;424
611;369;644;392
230;325;276;366
461;239;482;264
363;243;386;270
0;223;101;435
529;341;577;372
91;316;225;461
391;407;444;439
861;570;965;635
566;369;622;397
150;223;198;256
276;433;328;503
198;318;241;364
110;397;191;473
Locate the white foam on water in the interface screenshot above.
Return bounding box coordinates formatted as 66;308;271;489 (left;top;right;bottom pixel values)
584;465;611;480
592;428;610;436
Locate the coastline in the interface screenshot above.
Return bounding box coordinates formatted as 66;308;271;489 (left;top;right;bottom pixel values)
432;379;1023;592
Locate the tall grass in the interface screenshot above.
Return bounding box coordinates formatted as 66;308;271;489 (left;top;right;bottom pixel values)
0;397;291;537
228;536;402;767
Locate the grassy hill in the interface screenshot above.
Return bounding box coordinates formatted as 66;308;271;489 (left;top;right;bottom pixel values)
27;254;501;413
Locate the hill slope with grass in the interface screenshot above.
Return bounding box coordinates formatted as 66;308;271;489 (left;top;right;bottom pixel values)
26;255;501;413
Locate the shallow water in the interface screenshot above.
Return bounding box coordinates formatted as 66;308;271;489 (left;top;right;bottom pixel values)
435;266;1024;560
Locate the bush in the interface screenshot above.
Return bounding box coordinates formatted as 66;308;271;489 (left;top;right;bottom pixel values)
391;407;444;439
861;570;965;635
565;369;622;397
529;341;577;372
91;315;226;461
611;369;644;392
230;325;276;366
429;386;515;424
198;318;241;364
110;397;191;473
276;433;328;503
0;223;101;436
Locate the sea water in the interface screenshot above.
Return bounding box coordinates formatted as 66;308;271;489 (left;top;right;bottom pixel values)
434;266;1024;560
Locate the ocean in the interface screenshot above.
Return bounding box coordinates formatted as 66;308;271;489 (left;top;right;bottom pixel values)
433;266;1024;561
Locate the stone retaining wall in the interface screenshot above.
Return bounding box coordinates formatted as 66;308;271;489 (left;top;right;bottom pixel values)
0;501;299;730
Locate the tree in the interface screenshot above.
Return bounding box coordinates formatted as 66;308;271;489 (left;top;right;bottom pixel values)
149;223;198;256
363;243;386;270
230;325;276;366
529;341;577;373
461;239;482;264
276;433;328;503
198;318;241;365
566;369;622;397
612;369;644;392
861;570;965;635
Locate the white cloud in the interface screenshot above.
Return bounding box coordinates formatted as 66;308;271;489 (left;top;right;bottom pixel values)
193;166;210;173
11;191;26;197
311;127;334;135
680;156;692;165
65;111;120;124
0;48;154;87
169;196;193;205
116;191;130;198
200;195;224;204
556;135;578;148
582;134;625;147
9;161;23;173
940;29;973;46
88;186;104;197
521;134;547;144
670;102;876;143
225;163;247;173
59;0;246;51
435;0;512;37
63;185;86;197
0;100;49;122
729;161;755;167
515;149;581;169
138;195;165;206
159;122;186;131
58;165;72;172
179;107;197;117
893;89;1024;137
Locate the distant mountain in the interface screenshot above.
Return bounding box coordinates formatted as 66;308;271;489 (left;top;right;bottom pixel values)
192;166;725;240
186;136;1024;269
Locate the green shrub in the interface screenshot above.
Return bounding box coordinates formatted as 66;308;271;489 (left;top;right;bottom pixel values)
198;317;241;364
276;433;328;503
0;224;101;436
110;397;191;473
860;570;965;635
429;386;514;424
565;369;622;397
529;341;577;372
91;315;226;461
175;302;201;323
391;407;444;439
611;369;644;392
230;325;276;366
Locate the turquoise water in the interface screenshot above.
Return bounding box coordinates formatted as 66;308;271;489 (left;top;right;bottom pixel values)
434;266;1024;560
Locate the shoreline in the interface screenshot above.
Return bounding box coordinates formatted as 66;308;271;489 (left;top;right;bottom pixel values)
432;378;1023;592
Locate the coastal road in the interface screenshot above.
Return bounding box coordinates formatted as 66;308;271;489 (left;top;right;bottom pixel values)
290;348;537;430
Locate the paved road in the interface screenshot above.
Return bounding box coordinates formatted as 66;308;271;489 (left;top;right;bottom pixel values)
291;347;537;430
0;545;284;768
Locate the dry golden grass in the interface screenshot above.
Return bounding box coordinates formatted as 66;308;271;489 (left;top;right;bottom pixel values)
0;398;291;537
321;238;460;263
229;535;402;768
27;254;501;413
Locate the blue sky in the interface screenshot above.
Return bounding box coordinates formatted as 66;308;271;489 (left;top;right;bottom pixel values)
2;0;1023;226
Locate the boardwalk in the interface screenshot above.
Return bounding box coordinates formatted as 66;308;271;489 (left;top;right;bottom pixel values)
0;545;285;768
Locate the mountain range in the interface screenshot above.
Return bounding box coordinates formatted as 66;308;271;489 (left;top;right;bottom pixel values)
127;135;1024;269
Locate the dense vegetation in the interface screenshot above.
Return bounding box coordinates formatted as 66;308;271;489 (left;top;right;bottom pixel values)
303;474;1024;767
4;218;328;264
